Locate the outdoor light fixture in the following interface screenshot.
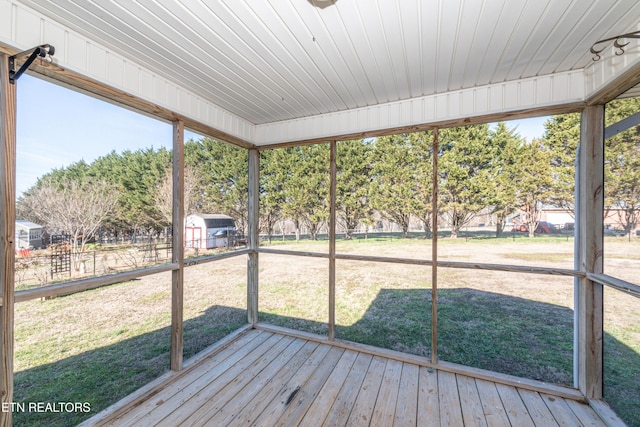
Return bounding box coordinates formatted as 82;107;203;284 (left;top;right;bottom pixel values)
8;44;55;84
307;0;337;9
590;30;640;61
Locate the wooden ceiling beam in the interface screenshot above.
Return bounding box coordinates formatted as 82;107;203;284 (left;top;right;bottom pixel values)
587;60;640;106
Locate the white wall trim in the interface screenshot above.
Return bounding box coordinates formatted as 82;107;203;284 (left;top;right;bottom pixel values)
254;70;586;145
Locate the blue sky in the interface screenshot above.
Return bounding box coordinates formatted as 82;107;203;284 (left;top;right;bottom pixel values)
16;74;203;195
16;74;549;195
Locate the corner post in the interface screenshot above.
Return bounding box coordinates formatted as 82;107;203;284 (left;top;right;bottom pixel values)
577;105;604;398
431;129;439;365
171;120;185;371
328;141;337;341
247;149;260;325
0;53;17;427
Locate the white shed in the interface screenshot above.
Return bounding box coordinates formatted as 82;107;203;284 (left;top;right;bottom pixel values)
15;220;43;249
184;214;236;249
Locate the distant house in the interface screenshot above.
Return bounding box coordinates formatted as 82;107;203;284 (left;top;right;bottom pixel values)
184;214;236;249
511;206;638;234
15;220;43;249
539;207;575;228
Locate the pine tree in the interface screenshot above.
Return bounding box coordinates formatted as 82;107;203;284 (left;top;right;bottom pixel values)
439;125;493;238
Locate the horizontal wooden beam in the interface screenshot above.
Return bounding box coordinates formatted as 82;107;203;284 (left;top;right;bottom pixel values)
183;248;253;267
587;273;640;300
436;259;584;277
335;253;432;266
0;251;254;307
587;398;629;427
587;60;640;106
257;248;330;259
604;111;640;139
335;253;584;277
257;249;584;277
34;65;254;149
13;263;177;304
5;249;590;308
0;48;256;150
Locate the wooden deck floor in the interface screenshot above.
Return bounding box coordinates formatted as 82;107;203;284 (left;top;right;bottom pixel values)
85;327;609;426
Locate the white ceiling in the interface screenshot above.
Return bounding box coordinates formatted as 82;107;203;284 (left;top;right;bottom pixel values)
16;0;640;124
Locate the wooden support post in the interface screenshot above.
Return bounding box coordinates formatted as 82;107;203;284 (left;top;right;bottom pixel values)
171;120;185;371
0;53;16;427
431;129;439;365
577;105;604;399
247;149;259;325
328;141;337;341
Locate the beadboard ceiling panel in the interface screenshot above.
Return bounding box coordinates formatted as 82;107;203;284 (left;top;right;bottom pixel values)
6;0;640;145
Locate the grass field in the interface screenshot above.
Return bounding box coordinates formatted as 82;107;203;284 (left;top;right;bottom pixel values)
12;234;640;426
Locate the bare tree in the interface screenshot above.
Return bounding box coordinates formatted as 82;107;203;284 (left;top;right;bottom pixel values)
17;177;118;272
154;165;200;225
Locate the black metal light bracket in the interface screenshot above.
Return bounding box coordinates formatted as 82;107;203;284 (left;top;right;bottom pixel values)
590;31;640;61
8;44;55;84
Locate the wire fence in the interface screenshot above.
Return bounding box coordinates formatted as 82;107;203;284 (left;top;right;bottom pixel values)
14;242;174;290
14;233;249;291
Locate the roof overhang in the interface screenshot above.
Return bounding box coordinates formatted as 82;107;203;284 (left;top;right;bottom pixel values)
2;0;640;148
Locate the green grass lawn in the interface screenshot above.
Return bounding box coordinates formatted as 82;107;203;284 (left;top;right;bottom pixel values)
12;236;640;426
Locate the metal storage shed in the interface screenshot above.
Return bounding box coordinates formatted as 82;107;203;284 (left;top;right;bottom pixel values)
14;220;42;250
184;213;236;249
1;1;640;425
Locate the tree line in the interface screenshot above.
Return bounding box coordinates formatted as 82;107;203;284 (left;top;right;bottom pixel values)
17;98;640;254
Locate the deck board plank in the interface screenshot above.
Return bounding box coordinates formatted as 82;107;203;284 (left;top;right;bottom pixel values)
370;359;403;426
395;362;419;426
205;338;314;425
438;370;464;427
475;378;511;427
321;352;373;427
541;393;584;426
250;343;338;426
417;367;440;427
495;383;535;427
518;389;560;427
271;346;346;427
345;355;387;427
564;399;606;427
456;375;488;427
228;340;320;425
298;349;359;425
565;399;608;426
